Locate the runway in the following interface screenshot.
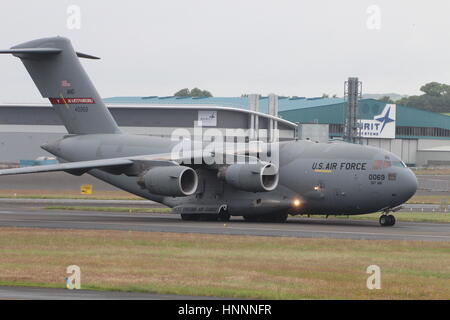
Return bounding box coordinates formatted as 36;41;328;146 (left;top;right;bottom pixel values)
0;286;216;300
0;206;448;241
0;198;444;211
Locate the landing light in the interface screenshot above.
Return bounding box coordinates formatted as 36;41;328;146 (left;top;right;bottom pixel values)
292;199;301;207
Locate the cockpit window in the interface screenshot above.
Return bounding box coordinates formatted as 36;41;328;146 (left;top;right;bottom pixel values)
373;160;383;170
373;160;392;169
392;161;407;168
373;160;406;169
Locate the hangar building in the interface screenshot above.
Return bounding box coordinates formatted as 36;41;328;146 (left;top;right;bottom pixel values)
0;95;448;166
0;98;296;163
105;96;450;166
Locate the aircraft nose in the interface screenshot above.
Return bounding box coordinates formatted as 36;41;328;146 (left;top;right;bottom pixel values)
400;169;418;202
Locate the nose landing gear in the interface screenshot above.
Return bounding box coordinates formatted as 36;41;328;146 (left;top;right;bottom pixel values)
379;214;396;226
379;206;402;226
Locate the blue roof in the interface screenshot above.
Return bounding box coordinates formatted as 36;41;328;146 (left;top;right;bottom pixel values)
103;96;450;132
103;96;346;113
277;99;450;131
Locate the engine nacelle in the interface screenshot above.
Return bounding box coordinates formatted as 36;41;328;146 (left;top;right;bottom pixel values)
220;163;279;192
139;166;198;197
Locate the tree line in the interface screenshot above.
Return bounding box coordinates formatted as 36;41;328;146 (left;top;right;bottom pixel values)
174;88;212;98
172;82;450;114
382;82;450;113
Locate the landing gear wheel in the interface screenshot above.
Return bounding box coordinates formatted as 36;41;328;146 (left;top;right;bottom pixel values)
379;214;395;227
379;215;388;226
181;214;199;221
388;215;396;226
243;215;259;222
243;213;288;223
218;208;230;222
269;212;288;223
198;214;219;221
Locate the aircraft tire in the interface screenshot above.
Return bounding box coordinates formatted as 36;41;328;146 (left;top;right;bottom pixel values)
379;215;388;226
243;215;260;222
181;214;199;221
264;212;288;223
379;214;395;227
388;215;396;226
218;208;230;222
277;212;289;223
197;214;219;221
243;213;288;223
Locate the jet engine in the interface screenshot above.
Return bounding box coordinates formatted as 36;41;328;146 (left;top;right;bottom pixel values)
219;163;278;192
139;166;198;196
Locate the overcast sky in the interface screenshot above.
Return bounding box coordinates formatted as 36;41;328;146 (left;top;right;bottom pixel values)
1;0;450;103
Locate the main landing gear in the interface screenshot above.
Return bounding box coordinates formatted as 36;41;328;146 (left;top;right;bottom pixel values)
379;214;396;227
217;207;231;222
180;206;230;222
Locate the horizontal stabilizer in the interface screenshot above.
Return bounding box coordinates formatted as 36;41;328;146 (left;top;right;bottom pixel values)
75;51;100;59
0;48;62;55
0;48;99;59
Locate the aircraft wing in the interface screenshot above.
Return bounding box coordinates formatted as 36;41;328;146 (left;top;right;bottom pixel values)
0;144;264;177
0;158;134;176
130;141;264;163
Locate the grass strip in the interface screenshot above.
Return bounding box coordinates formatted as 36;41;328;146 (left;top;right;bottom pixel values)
0;227;448;299
0;194;142;200
45;206;171;213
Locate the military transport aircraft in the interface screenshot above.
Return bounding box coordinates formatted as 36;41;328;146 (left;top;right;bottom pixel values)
0;37;417;226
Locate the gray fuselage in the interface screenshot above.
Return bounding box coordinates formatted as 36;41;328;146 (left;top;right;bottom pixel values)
43;134;418;217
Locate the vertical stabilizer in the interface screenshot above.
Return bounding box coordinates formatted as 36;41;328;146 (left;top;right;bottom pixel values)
0;37;120;134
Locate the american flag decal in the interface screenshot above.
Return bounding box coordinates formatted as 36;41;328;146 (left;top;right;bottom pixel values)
61;80;71;87
49;97;95;104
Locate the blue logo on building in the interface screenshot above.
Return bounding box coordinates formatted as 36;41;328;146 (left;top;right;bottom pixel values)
375;107;395;133
358;104;396;139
